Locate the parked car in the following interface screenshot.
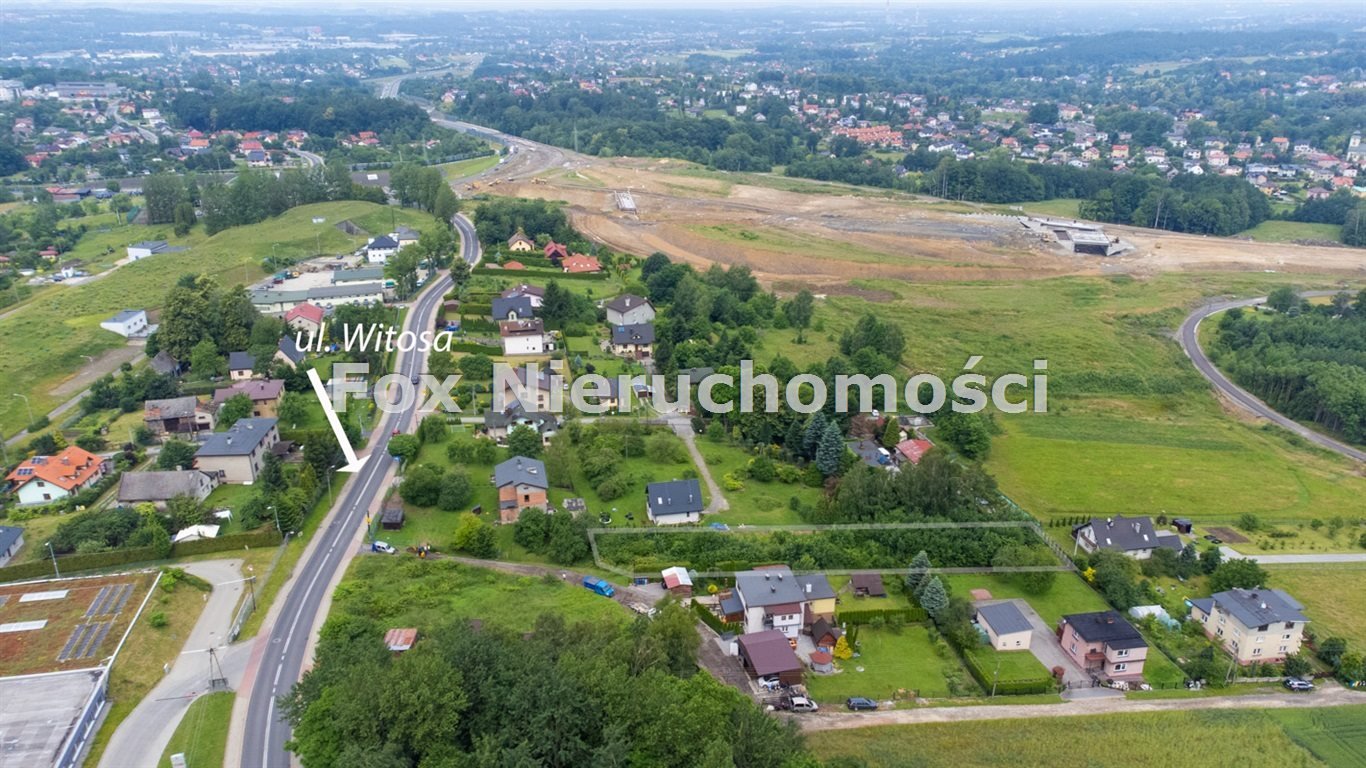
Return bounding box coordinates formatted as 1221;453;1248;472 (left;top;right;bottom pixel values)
757;676;782;692
1284;677;1315;692
787;696;819;713
845;697;878;711
372;541;397;554
1203;534;1223;544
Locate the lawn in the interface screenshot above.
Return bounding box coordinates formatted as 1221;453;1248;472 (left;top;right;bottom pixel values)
804;625;967;702
1263;565;1366;643
0;201;432;436
694;440;818;525
942;572;1109;627
331;556;629;632
439;153;500;181
810;709;1328;768
1240;220;1343;244
964;644;1051;685
159;691;234;768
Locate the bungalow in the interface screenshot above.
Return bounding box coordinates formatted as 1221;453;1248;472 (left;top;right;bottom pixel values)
4;446;109;506
507;231;535;252
212;379;286;418
284;302;325;336
975;602;1033;651
562;253;601;274
733;566;836;638
491;295;536;321
501;284;545;308
737;630;804;686
227;351;256;381
610;323;654;359
604;294;655;326
646;478;704;525
1058;611;1148;681
1188;588;1308;664
117;469;219;507
100;309;148;338
144;396;216;435
126;240;175;260
1073;516;1182;560
499;318;552;356
194;418;280;484
493;456;549;524
0;525;24;567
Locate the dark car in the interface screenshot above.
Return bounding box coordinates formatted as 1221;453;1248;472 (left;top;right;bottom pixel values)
845;697;878;711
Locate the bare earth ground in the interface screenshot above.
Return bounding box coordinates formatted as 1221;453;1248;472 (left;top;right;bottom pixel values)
47;342;144;398
499;157;1366;289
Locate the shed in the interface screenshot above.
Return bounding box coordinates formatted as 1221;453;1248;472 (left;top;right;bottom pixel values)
737;630;804;686
850;573;886;597
1172;518;1193;534
809;650;834;674
381;504;405;531
975;602;1033;651
384;627;417;652
661;566;693;596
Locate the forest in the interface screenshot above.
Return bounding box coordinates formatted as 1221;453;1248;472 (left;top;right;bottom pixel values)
169;86;432;137
1212;290;1366;445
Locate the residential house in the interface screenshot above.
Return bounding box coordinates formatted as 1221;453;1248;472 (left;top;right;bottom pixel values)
228;351;257;381
499;318;552;356
365;235;399;263
646;479;704;525
0;525;24;567
737;630;804;686
100;309;148;338
284;302;325;336
604;294;656;326
117;469;219;507
733;566;836;639
493;456;549;524
144;396;216;435
976;602;1033;651
562;254;601;274
498;365;557;412
212;379;285;418
501;284;545;308
484;403;558;445
1058;611;1148;681
491;295;537;321
1188;588;1308;664
392;226;421;250
1073;516;1182;560
507;231;535;252
543;241;569;264
126;240;176;260
4;446;109;506
194;418;280;484
275;337;306;369
610;323;654;359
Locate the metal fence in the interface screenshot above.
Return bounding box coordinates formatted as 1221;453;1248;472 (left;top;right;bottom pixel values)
228;534;290;642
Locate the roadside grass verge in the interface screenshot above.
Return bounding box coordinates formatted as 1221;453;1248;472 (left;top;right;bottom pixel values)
158;691;234;768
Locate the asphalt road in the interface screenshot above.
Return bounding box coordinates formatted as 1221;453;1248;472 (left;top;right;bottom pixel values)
239;213;479;767
1177;290;1366;464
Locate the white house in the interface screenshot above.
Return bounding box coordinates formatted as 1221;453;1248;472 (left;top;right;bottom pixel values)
100;309;148;338
365;235;399;264
126;241;170;260
732;567;837;639
499;318;552;356
604;294;656;326
645;479;703;525
4;446;108;506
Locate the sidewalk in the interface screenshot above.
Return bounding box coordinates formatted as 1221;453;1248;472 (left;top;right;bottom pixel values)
98;560;250;768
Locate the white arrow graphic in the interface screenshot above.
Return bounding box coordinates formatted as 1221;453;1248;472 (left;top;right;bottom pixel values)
306;368;368;473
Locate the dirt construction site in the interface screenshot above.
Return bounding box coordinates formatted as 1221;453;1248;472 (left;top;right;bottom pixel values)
494;155;1366;292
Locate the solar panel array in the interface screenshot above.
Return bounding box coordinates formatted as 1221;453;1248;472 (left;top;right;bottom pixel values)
84;583;132;618
57;621;112;662
0;594;9;609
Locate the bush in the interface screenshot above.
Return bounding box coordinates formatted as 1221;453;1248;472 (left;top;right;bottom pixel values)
147;611;168;629
835;607;929;625
691;600;743;635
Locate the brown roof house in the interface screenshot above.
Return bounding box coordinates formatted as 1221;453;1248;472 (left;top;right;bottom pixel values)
144;396;216;436
850;573;886;597
738;629;804;686
213;379;286;419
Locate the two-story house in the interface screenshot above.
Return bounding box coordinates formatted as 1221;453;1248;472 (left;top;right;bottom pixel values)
193;418;280;484
493;456;548;524
733;566;837;639
610;323;654;360
1058;611;1148;681
1188;588;1308;664
604;294;656;326
4;446;109;506
1073;516;1182;560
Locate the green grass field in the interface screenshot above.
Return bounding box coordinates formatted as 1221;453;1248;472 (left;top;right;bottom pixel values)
439;153;500;181
0;201;433;436
332;556;629;631
805;625;967;702
1240;220;1343;244
811;709;1332;767
695;441;819;525
1270;706;1366;767
943;572;1109;627
1263;565;1366;643
964;644;1051;684
159;691;234;768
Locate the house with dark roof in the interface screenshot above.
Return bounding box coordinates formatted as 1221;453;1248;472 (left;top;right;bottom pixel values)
365;234;399;263
0;525;24;567
227;351;256;381
609;323;654;359
493;456;548;524
275;336;306;369
1188;588;1308;664
144;396;216;435
737;629;804;686
1073;516;1182;560
850;573;886;597
1058;611;1148;681
645;478;703;525
733;566;837;638
501;284;545;308
213;379;285;418
149;351;181;377
810;616;843;648
975;602;1033;651
604;294;655;326
484;403;558;445
492;295;536;322
117;470;219;507
194;418;279;484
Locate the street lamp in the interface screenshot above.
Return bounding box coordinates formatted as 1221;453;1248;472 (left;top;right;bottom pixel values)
12;394;34;429
45;541;60;578
267;505;282;536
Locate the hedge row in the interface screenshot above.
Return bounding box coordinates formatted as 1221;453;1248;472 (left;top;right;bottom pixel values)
473;266;610;282
963;649;1057;696
171;529;283;557
460;317;499;333
0;530;285;584
835;606;929;625
692;600;743;635
461;302;494;316
450;342;502;355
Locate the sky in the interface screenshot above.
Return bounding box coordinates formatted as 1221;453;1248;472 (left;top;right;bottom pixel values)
11;0;1362;8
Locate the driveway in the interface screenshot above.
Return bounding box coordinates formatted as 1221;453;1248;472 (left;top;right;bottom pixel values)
977;599;1092;690
1218;547;1366;564
664;415;729;513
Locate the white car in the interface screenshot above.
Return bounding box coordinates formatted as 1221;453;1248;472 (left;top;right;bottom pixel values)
757;676;782;692
372;541;397;554
788;696;819;712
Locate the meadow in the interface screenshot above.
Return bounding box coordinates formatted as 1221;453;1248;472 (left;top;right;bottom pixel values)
1239;220;1343;244
804;625;967;702
1262;565;1366;643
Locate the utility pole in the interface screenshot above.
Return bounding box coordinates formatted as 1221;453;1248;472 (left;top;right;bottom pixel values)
46;541;60;578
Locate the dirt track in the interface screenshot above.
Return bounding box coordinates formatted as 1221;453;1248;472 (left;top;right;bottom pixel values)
497;156;1366;289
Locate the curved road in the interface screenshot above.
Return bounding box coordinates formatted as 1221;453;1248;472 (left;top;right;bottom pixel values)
1177;290;1366;464
238;213;480;767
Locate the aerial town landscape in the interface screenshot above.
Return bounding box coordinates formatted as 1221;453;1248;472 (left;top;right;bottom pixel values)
1;1;1365;767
